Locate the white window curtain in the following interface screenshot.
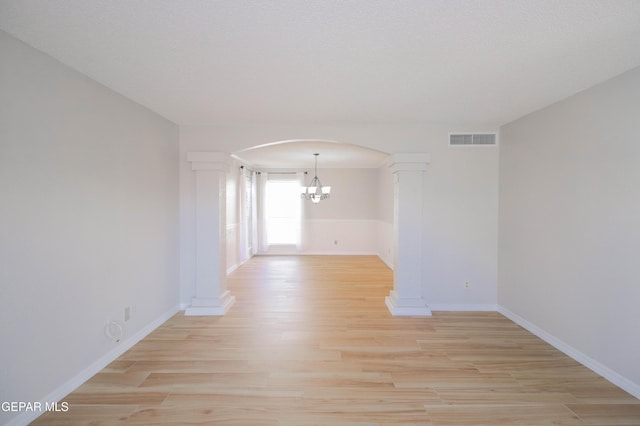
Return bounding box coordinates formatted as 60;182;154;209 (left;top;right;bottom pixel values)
251;172;258;256
237;166;248;264
296;171;305;251
257;172;269;253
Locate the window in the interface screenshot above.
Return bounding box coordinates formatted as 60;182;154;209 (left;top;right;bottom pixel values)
265;180;301;245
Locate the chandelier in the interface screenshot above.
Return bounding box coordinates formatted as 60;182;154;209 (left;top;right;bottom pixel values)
301;153;331;203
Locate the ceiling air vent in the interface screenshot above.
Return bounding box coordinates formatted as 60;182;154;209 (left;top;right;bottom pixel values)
449;133;497;146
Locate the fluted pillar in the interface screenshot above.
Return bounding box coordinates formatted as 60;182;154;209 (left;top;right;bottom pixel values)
185;152;235;316
385;154;432;316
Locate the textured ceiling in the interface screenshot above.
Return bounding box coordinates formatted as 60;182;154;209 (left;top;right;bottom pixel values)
1;0;639;129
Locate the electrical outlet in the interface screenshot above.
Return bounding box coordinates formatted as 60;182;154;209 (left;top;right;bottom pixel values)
465;281;470;289
124;306;131;322
105;320;123;342
334;240;338;245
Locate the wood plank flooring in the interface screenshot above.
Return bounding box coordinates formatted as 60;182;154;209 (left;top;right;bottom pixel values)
33;255;640;425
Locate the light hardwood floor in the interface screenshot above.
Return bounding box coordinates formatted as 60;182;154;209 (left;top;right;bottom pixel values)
33;255;639;425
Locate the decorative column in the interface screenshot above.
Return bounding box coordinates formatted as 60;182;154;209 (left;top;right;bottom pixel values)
385;153;432;316
185;152;235;316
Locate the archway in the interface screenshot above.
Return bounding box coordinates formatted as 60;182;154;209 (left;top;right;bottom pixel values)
233;139;388;169
233;139;389;257
184;142;431;317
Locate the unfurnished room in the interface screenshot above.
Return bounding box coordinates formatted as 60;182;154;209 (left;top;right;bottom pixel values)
1;1;639;425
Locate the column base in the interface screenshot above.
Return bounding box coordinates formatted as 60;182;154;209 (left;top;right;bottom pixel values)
185;291;235;316
385;290;432;316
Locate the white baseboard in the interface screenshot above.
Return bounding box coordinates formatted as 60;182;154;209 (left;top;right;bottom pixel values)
7;305;180;426
227;253;255;276
430;304;498;311
498;305;640;400
226;263;239;275
301;250;379;256
377;253;394;270
385;290;432;316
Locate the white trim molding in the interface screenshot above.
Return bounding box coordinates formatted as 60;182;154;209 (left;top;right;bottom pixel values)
498;305;640;400
187;151;231;171
388;153;431;173
430;304;498;311
185;151;235;316
385;153;432;317
385;290;432;316
7;306;180;426
185;292;235;316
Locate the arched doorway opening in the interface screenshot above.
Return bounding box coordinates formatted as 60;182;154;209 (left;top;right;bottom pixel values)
184;142;431;317
231;139;389;260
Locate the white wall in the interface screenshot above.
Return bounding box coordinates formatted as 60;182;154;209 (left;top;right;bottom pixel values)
225;158;240;273
498;67;640;395
424;145;499;309
376;162;394;267
179;124;499;309
223;167;381;260
0;31;180;425
302;168;378;254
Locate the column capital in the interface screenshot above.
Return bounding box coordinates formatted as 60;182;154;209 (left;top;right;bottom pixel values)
388;153;430;173
187;151;231;171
